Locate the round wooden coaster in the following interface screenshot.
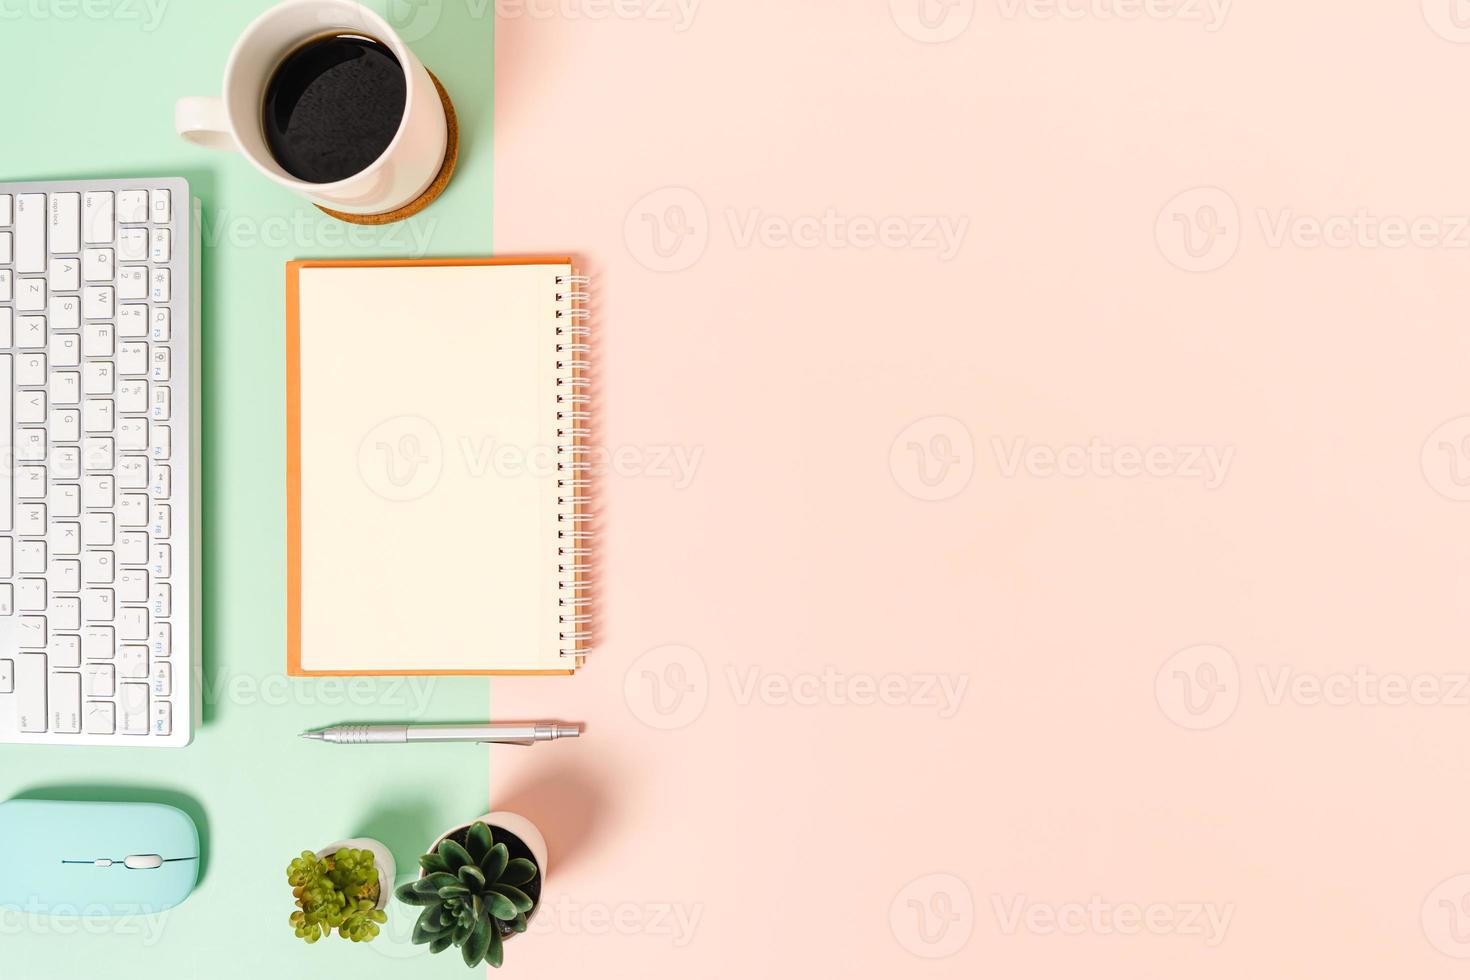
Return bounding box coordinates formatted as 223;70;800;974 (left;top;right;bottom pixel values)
316;69;459;226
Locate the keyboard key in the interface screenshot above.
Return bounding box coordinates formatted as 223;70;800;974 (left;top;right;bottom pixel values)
149;268;169;302
85;322;114;357
150;622;170;659
83;191;113;244
84;361;113;395
118;644;148;679
117;304;147;336
118;531;147;564
16;654;46;732
82;588;114;622
118;605;146;639
0;584;12;615
49;256;79;290
84;398;114;433
82;248;114;282
17;316;44;349
150;661;171;697
119;493;147;526
83;513;114;546
83;626;113;661
150;385;170;420
16;391;43;424
151;700;171;737
49;671;81;733
52;599;79;631
118;381;147;414
149;347;170;381
14;194;45;272
119;342;147;376
16;504;44;536
119;683;148;734
0;194;11;226
50;407;80;442
49;193;79;255
0;539;11;577
85;701;115;734
54;446;80;479
117;265;147;300
0;271;10;302
150;228;170;262
50;633;80;667
150;423;170;459
117;190;148;224
51;483;79;518
18;616;46;648
52;521;80;554
50;559;79;593
16;277;45;311
49;294;78;331
117;228;147;261
149;544;170;579
151;307;170;342
16;540;45;573
150;582;170;618
119;418;147;451
118;567;147;603
0;232;9;264
150;189;170;224
17;579;45;611
150;504;170;539
0;659;10;693
50;332;79;367
83;550;114;584
83;475;114;509
82;285;114;320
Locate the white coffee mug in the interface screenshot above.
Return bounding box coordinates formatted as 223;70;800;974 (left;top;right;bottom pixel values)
175;0;448;216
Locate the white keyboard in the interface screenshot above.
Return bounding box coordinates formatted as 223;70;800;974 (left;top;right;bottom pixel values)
0;178;198;748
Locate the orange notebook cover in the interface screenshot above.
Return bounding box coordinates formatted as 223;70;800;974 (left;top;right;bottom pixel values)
286;257;589;676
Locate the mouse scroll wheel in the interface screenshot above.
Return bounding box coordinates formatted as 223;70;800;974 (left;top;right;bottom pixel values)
123;854;164;870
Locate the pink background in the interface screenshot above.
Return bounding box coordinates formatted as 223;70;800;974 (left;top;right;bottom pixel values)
492;2;1470;976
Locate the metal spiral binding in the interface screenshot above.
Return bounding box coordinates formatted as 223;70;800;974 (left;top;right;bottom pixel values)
555;273;592;663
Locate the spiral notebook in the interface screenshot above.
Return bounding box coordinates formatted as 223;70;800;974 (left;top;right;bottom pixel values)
286;257;591;676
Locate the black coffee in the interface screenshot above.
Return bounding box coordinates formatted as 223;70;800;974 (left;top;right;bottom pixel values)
261;33;406;184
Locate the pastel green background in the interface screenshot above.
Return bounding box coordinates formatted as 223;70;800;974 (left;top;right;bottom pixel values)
0;1;497;975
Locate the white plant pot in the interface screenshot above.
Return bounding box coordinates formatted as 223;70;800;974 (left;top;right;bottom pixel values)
316;837;397;911
426;812;548;930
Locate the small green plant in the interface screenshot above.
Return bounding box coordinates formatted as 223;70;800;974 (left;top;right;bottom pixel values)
287;847;387;944
396;822;539;968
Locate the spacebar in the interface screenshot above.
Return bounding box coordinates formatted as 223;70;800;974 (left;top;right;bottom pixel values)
0;354;10;531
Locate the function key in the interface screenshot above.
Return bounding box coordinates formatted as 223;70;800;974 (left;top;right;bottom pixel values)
149;189;170;225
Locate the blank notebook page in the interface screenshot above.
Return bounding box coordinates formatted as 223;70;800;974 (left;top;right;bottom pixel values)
292;261;571;673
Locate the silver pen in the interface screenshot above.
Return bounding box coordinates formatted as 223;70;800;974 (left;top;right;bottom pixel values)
300;723;583;746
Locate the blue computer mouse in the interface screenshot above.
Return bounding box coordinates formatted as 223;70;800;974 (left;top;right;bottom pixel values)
0;799;200;916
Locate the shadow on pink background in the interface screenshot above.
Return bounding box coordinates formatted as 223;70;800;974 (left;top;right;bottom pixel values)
492;2;1470;976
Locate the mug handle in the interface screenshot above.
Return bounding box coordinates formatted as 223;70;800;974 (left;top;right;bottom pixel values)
175;97;236;151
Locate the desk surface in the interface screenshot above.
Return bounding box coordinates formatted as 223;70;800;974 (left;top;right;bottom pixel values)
0;3;496;977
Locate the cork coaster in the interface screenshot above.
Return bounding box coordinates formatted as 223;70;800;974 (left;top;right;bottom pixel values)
316;69;459;225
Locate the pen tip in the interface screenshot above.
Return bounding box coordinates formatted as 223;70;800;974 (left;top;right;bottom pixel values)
300;731;322;740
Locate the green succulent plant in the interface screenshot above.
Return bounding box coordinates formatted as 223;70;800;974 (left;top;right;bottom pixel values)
396;821;539;968
287;847;387;944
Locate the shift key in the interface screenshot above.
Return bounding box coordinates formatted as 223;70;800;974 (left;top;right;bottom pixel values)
16;653;45;732
14;195;44;273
